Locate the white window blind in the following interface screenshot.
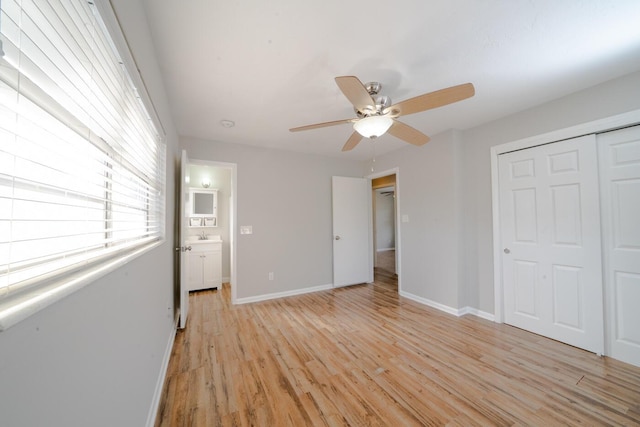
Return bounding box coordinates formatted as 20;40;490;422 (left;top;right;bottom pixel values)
0;0;165;326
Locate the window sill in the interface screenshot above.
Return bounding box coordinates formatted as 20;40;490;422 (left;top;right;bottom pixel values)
0;240;164;332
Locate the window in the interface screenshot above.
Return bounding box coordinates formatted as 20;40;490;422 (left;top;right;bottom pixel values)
0;0;165;329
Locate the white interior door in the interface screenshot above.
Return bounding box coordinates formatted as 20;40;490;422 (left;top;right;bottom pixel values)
178;150;190;329
499;135;604;354
599;125;640;367
332;176;372;287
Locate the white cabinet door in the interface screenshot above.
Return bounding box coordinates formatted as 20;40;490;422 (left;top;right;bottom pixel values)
499;135;604;354
211;248;222;288
332;176;372;287
202;248;222;289
186;252;204;291
188;243;222;291
599;125;640;367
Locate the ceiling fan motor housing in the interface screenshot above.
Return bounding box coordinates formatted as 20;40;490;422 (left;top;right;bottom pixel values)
364;81;381;95
354;82;392;118
354;96;391;117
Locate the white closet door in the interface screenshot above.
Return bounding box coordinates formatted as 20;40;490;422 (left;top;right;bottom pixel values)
499;135;604;354
599;125;640;367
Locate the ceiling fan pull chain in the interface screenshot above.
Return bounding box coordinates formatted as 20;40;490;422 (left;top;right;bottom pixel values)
371;139;376;172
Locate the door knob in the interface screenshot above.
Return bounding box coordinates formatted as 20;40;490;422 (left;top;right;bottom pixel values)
504;248;510;254
335;235;341;240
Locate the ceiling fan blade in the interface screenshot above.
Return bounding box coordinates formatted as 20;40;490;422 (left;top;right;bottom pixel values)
335;76;375;113
385;83;475;117
342;131;364;152
289;118;355;132
387;120;431;146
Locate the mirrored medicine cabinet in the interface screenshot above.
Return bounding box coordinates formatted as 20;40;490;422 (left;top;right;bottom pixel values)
189;188;217;227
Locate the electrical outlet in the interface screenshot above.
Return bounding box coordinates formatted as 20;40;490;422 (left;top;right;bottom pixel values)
268;272;274;281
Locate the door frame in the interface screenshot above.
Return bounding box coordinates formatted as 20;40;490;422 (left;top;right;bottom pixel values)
491;109;640;324
367;167;402;293
184;158;238;304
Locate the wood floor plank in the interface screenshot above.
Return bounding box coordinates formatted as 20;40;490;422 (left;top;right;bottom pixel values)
155;272;640;426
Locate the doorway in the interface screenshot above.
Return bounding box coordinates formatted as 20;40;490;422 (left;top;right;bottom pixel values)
373;185;396;274
369;169;400;291
184;159;237;302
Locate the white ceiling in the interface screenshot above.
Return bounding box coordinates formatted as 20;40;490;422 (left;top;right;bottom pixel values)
141;0;640;160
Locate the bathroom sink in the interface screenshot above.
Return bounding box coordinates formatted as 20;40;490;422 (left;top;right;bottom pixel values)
187;235;222;243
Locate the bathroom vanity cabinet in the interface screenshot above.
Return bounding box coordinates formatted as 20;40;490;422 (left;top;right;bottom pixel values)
186;240;222;291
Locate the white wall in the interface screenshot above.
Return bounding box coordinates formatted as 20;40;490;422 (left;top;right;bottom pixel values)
367;131;462;307
181;137;363;300
371;71;640;315
0;1;180;426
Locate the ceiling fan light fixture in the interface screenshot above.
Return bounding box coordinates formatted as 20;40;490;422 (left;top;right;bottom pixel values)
353;115;393;138
290;77;474;151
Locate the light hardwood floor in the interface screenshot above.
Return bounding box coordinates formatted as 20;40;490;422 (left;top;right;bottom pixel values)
156;271;640;426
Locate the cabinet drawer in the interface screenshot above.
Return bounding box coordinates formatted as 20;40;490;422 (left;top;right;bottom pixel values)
189;242;221;253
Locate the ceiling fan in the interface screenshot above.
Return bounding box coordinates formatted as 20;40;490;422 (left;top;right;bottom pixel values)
290;76;475;152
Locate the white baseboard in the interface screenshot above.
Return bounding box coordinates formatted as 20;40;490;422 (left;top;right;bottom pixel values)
400;290;462;316
399;290;495;321
458;306;495;322
146;319;178;427
235;284;333;305
222;276;230;284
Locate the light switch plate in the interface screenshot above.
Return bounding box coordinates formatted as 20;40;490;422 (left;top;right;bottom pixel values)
240;225;253;235
401;214;409;223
